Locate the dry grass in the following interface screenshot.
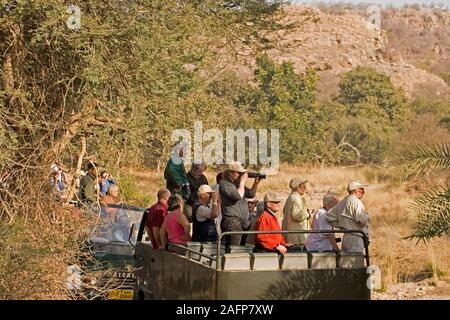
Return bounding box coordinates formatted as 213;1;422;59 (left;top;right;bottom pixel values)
128;163;449;291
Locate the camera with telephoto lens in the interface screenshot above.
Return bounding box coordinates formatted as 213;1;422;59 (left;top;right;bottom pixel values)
182;182;191;201
247;172;266;179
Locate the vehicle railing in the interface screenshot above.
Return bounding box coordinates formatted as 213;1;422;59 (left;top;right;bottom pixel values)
165;229;370;271
167;243;221;262
217;230;370;271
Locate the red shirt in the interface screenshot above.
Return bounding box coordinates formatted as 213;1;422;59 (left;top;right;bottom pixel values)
255;210;288;251
145;202;168;249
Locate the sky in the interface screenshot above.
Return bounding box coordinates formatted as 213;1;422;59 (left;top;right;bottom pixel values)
292;0;450;9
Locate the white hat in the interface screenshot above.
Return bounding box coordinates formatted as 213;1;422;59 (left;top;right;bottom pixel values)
227;161;247;173
347;181;368;192
198;184;213;195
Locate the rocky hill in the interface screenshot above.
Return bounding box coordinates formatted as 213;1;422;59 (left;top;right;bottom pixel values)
224;5;450;102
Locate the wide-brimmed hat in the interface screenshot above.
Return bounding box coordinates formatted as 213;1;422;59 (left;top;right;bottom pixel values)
87;162;98;170
347;181;368;192
227;161;247;173
264;191;282;203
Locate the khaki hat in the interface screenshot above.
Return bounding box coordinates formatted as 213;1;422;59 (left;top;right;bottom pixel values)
289;178;308;190
347;181;368;192
264;191;282;203
198;184;213;195
227;161;247;173
323;193;337;207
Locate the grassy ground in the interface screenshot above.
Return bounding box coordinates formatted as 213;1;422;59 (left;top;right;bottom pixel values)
124;163;449;294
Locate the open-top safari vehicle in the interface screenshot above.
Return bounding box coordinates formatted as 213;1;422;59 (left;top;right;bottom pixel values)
132;213;372;300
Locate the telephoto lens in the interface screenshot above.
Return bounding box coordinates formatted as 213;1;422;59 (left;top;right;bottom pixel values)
247;172;266;179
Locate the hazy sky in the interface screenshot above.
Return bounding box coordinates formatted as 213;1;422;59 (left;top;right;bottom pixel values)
293;0;449;9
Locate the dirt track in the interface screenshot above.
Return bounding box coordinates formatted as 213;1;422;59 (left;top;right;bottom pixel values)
373;278;450;300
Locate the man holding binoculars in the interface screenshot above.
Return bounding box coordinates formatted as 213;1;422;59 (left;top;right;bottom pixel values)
219;161;263;247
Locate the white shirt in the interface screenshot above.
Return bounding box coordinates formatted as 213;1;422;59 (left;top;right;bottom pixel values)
305;208;334;252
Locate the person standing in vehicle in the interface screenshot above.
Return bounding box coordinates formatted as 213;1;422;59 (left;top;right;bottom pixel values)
219;161;262;247
305;193;340;252
192;185;220;242
326;181;370;253
164;142;189;200
145;189;171;249
254;191;291;254
243;198;259;245
282;178;312;249
185;161;208;221
160;195;191;248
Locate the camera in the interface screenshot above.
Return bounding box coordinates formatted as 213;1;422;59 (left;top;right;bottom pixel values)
182;182;191;201
247;172;266;179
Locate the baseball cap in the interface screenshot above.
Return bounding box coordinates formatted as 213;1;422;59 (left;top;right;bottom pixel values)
198;184;213;195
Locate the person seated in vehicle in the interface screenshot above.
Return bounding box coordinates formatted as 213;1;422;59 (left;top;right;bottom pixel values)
160;195;191;249
101;184;121;205
192;185;220;242
145;189;170;249
79;161;100;204
185;161;208;221
99;171;116;197
243;198;259;245
305;193;340;252
254;191;292;254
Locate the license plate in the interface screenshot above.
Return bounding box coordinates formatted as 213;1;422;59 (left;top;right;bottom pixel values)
108;289;133;300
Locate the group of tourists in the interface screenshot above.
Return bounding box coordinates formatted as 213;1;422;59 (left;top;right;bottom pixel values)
50;161;118;206
146;141;370;255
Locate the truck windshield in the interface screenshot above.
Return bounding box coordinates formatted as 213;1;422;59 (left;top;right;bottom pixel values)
93;204;145;243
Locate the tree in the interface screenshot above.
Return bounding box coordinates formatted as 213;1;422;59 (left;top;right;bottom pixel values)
337;66;406;123
231;55;336;164
0;0;287;298
332;67;407;164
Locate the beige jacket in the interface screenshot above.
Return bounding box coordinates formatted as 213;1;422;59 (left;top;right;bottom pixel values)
282;191;310;245
325;195;369;253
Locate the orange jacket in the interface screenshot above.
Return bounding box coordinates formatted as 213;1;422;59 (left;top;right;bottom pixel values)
255;210;288;251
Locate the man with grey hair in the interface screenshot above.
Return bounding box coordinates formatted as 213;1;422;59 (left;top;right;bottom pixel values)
305;193;340;252
325;181;370;253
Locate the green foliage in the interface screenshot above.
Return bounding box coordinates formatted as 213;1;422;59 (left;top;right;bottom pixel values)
118;175;152;208
407;186;450;242
234;55;335;163
337;66;406;123
334;118;393;164
394;143;450;242
330;67;409;164
393;143;450;179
